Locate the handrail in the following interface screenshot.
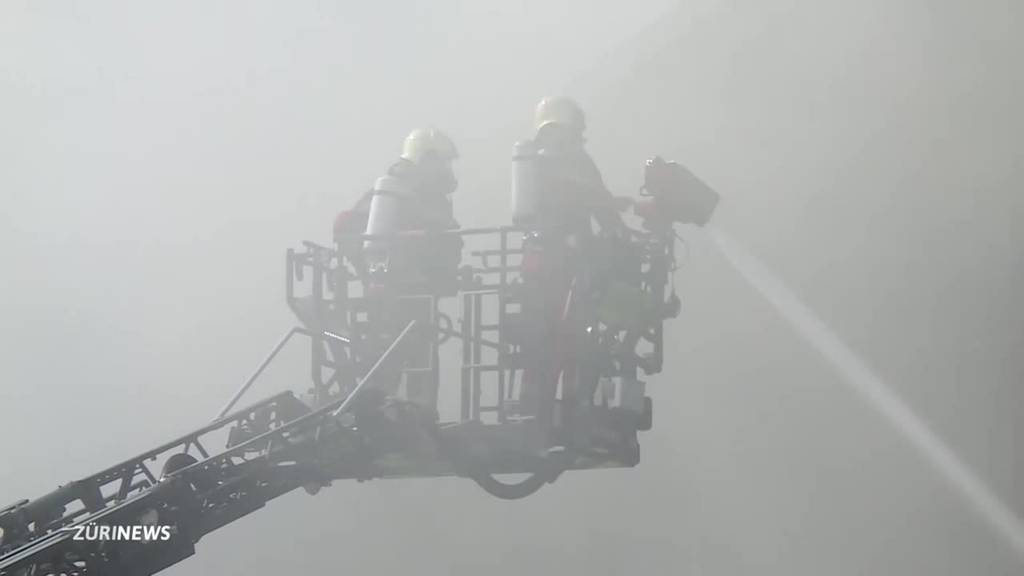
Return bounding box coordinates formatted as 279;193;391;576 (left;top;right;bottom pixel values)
215;327;308;419
333;226;526;243
214;327;354;420
165;321;419;482
331;320;417;417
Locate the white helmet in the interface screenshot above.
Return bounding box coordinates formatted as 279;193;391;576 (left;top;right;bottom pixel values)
400;128;458;166
534;96;586;135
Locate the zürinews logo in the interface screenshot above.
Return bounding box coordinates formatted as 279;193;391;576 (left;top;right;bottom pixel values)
60;523;174;542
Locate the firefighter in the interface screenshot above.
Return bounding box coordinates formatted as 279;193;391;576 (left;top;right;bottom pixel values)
334;128;461;272
356;128;463;435
513;96;626;237
361;127;462;287
513;97;629;455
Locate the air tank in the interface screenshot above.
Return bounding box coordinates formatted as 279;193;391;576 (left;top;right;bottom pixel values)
511;139;541;226
364;174;412;255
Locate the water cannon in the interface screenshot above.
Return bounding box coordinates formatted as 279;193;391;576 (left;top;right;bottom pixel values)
634;156;719;231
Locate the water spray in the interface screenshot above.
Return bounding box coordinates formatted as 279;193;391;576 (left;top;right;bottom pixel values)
707;225;1024;563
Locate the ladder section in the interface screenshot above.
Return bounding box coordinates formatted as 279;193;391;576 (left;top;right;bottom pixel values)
0;323;418;576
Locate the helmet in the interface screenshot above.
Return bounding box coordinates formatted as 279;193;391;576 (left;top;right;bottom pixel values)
533;96;586;135
400;128;458;166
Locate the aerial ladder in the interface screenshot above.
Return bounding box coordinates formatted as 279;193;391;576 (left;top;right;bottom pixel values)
0;157;718;575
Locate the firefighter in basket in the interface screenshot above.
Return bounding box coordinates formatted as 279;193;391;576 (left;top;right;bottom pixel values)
334;129;465;465
334;127;463;288
509;96;633;455
509;97;721;458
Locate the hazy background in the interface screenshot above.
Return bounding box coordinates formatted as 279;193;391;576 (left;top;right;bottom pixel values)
2;1;1021;574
